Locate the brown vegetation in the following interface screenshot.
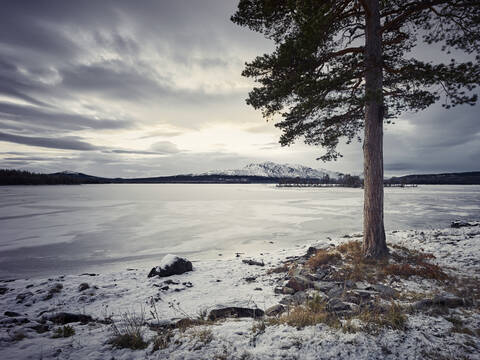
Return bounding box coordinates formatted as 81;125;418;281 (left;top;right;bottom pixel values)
306;249;341;271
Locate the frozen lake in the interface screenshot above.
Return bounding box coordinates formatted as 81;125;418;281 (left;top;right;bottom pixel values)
0;184;479;279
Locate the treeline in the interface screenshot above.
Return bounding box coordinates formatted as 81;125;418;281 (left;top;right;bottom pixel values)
278;174;363;187
0;169;98;185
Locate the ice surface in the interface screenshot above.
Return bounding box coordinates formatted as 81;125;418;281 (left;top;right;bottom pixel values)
0;184;479;278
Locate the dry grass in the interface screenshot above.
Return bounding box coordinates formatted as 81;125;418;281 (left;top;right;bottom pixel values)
268;294;340;329
382;262;448;280
151;330;174;352
355;302;406;333
109;311;148;350
331;240;448;283
306;250;341;271
356;301;407;333
446;316;479;337
266;264;290;274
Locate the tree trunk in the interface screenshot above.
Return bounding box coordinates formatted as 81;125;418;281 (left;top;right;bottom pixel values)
362;0;388;258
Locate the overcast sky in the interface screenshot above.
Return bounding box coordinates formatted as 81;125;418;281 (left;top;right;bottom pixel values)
0;0;478;178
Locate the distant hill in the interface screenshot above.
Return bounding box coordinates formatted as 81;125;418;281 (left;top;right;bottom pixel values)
198;161;340;179
2;167;479;185
387;171;480;185
0;169;106;185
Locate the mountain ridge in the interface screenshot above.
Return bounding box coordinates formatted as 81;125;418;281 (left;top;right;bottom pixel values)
197;161;340;179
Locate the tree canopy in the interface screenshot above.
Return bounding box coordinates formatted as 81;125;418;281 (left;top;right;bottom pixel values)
232;0;480;161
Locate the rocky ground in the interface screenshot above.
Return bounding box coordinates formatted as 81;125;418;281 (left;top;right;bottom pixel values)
0;221;479;359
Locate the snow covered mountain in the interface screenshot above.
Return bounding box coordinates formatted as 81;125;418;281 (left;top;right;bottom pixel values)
200;161;340;179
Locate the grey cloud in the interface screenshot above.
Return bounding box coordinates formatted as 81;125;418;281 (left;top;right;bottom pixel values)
0;102;132;132
150;141;181;154
0;132;100;151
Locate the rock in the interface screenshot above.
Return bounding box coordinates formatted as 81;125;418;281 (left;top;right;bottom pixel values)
371;284;396;298
351;289;378;300
208;306;264;320
4;311;21;317
148;255;193;278
451;220;480;229
30;323;50;334
327;285;343;298
280;291;307;306
245;276;257;283
327;298;351;312
16;292;33;304
0;287;8;295
265;304;285;317
164;279;179;285
45;312;93;324
242;259;264;267
274;287;284;294
282;287;296;295
312;281;339;292
306;246;318;258
43;283;63;300
286;276;313;292
344;280;356;288
413;295;472;310
254;287;263;291
78;283;90;292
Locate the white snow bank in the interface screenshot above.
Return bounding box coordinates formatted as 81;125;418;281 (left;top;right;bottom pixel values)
0;224;479;359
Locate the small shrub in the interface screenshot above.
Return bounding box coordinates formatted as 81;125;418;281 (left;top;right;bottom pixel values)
109;311;148;350
193;328;213;344
11;331;26;342
151;330;174;352
357;301;407;333
52;325;75;338
383;262;448;281
306;250;341;270
271;295;340;329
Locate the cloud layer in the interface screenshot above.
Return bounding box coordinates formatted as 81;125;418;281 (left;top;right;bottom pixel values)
0;0;478;177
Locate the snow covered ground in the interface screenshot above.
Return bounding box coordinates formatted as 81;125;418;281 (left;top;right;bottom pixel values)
0;224;479;359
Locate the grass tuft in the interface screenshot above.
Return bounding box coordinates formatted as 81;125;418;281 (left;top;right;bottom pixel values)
109;311;148;350
306;250;341;270
52;325;75;338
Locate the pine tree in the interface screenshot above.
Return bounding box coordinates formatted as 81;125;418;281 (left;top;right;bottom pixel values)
232;0;480;258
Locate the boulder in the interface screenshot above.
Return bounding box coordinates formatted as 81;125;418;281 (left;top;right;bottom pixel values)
16;291;33;304
148;254;193;278
327;285;344;298
208;306;264;320
4;311;22;317
279;291;307;306
371;284;396;298
78;283;90;292
242;259;264;267
45;312;93;324
327;298;351;312
313;281;339;292
413;295;472;310
265;304;285;317
451;220;480;229
286;276;313;292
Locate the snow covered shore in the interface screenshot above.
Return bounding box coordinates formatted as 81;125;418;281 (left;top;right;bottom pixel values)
0;224;479;359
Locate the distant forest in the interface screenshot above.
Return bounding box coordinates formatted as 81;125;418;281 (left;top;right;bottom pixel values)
0;169;104;185
1;169;479;186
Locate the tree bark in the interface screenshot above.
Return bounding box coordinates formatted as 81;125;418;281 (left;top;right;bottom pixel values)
362;0;388;258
